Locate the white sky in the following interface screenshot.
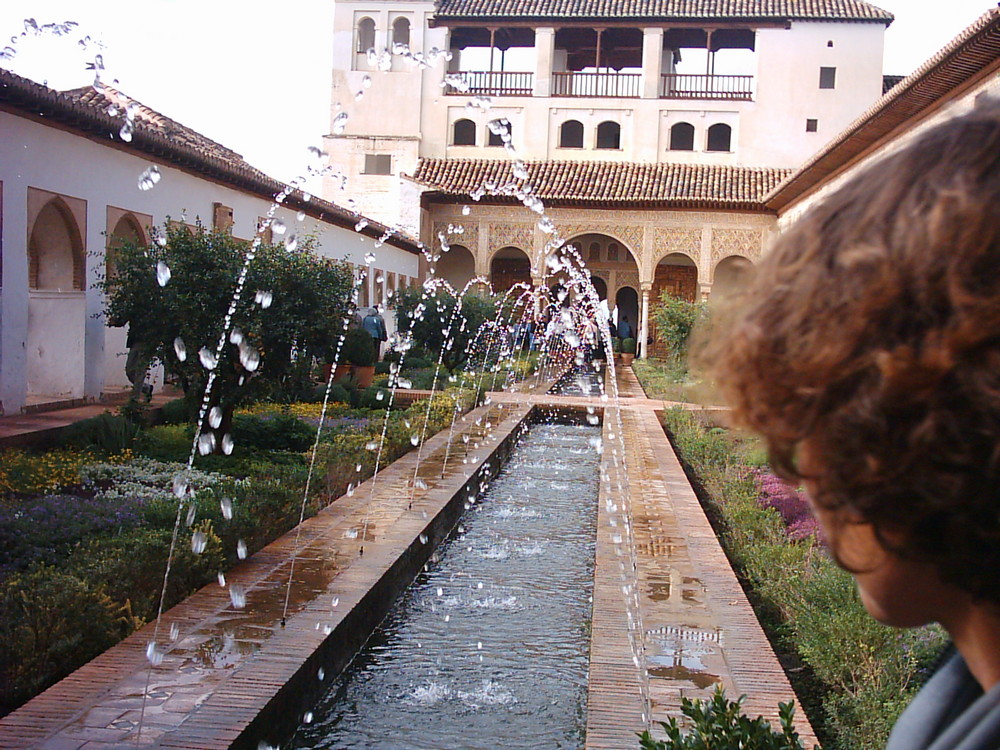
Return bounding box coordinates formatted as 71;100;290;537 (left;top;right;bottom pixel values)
0;1;996;183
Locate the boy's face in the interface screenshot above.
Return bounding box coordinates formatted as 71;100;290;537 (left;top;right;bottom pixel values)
800;444;971;630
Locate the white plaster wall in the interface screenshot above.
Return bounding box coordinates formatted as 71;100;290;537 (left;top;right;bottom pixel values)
777;72;1000;228
746;21;886;167
26;292;85;398
2;111;419;413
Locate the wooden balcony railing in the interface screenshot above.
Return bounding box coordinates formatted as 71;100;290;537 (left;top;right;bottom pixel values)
660;74;754;101
443;71;533;97
551;71;641;98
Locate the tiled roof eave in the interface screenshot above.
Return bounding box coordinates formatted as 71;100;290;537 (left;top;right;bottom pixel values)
0;70;421;254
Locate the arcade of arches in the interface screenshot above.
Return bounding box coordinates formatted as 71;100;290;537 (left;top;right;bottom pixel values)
429;207;775;357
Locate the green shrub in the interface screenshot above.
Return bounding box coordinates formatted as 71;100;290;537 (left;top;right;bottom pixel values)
62;413;141;454
640;688;811;750
341;328;376;366
0;567;138;712
158;397;195;425
652;293;707;374
231;413;314;452
621;337;637;355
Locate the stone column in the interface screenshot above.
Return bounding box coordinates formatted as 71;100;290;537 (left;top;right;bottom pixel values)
642;28;664;99
639;284;652;359
533;27;556;97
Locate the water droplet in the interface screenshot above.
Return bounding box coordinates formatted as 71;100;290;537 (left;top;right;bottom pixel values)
191;530;207;554
199;348;218;370
587;414;599;425
138;165;161;191
366;440;378;451
220;497;233;520
538;216;556;234
156;261;171;287
364;251;376;264
172;474;189;499
255;290;273;308
186;503;197;527
414;478;427;490
345;528;359;539
229;584;246;609
222;434;234;454
284;233;298;252
318;667;325;680
331;597;340;608
304;711;314;724
217;571;226;587
173;337;187;362
419;533;428;544
332;111;349;135
410;434;419;446
375;390;385;401
169;622;180;641
237;539;247;559
208;406;223;429
297;210;306;221
477;641;483;650
198;433;216;455
146;641;163;666
272;219;286;236
461;205;471;216
239;341;260;372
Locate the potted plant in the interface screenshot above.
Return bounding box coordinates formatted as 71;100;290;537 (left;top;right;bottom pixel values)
611;336;622;363
620;337;636;366
341;328;377;388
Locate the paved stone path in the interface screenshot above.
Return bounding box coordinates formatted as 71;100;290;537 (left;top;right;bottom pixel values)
0;368;817;749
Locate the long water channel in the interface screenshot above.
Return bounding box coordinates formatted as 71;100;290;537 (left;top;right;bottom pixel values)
287;422;601;749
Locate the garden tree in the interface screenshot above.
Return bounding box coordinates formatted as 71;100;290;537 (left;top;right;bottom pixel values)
103;222;353;440
393;285;497;372
652;292;708;367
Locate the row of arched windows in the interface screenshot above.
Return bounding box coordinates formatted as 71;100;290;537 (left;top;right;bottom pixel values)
453;118;514;147
558;120;620;150
355;16;409;53
669;122;732;152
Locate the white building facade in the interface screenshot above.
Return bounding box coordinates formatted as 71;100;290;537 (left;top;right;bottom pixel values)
0;71;420;415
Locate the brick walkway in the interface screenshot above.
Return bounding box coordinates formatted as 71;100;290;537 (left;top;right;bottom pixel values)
0;368;817;749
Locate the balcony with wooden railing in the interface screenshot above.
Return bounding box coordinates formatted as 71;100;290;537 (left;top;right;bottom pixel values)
551;71;642;98
443;71;534;97
660;74;754;101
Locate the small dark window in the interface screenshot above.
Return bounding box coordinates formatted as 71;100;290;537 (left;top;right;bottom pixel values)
827;40;834;47
596;121;620;150
819;66;837;89
669;122;695;151
364;154;392;175
607;243;619;261
806;118;818;132
588;242;601;261
453;119;476;146
487;122;512;147
706;123;731;152
559;120;584;148
357;17;376;53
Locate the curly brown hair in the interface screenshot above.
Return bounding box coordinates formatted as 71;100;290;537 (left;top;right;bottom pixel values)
702;97;1000;605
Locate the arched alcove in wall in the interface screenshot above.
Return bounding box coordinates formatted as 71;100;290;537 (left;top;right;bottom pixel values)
490;246;531;294
106;213;145;282
653;251;698;303
439;243;477;292
712;255;754;300
614;286;639;339
29;197;84;291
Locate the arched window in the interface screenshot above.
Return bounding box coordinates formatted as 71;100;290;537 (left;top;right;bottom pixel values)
588;242;601;261
488;123;511;147
29;198;84;291
356;17;376;53
596;121;621;150
453;119;476;146
392;17;410;48
706;123;732;152
607;242;619;261
669;122;695;151
559;120;584;149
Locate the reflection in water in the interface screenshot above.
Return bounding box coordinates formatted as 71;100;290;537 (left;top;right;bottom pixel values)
550;366;604;397
288;423;600;750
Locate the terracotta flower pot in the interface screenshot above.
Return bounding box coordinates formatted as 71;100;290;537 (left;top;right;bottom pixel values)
620;353;635;366
352;364;376;388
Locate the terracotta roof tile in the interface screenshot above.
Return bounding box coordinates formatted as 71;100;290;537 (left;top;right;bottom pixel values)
767;6;1000;210
411;157;790;209
434;0;893;22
